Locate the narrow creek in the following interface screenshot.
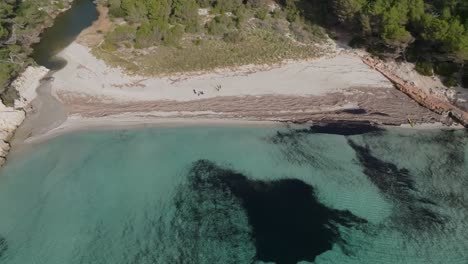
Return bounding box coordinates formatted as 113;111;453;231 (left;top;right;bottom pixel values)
12;0;98;145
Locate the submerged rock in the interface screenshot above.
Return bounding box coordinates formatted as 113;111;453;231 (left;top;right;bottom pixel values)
0;236;7;258
184;160;367;264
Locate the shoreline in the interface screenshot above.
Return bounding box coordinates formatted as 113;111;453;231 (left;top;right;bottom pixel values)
7;41;457;153
23;114;464;147
3;7;468;166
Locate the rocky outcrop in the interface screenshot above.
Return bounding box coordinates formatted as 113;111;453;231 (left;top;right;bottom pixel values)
0;66;49;167
13;66;49;109
0;110;25;166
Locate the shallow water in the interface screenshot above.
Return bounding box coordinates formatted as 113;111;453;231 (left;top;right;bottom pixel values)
0;126;467;263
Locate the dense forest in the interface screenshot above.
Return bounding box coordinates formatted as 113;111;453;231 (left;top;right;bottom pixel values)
102;0;322;48
103;0;468;87
309;0;468;86
305;0;467;59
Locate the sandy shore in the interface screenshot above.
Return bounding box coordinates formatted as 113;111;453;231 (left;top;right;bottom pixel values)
25;113;460;146
24;116;284;144
9;36;461;152
54;42;394;102
43;42;445;131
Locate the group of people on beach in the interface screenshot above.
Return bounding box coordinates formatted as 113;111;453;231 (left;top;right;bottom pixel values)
193;89;204;96
193;85;222;97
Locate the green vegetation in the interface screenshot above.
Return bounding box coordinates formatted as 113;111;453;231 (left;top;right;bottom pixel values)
98;0;326;75
99;0;467;87
94;29;321;75
462;65;468;88
282;0;467;86
303;0;467;58
415;61;433;76
443;75;458;87
0;0;71;105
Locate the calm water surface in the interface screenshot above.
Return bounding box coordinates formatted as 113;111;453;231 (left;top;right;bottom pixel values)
31;0;97;70
7;2;468;262
0;126;466;263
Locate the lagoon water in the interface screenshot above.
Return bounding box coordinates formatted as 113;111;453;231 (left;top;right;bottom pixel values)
32;0;98;70
0;125;466;263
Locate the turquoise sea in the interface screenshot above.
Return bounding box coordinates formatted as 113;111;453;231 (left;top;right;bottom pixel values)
0;125;467;263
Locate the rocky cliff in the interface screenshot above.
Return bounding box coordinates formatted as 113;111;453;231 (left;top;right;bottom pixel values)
0;66;49;166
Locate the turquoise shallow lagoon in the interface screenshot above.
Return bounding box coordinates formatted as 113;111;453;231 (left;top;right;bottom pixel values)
0;125;467;263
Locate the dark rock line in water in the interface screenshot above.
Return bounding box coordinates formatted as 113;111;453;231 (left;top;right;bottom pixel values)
347;139;447;230
183;160;366;264
0;236;7;259
269;124;448;232
276;121;384;137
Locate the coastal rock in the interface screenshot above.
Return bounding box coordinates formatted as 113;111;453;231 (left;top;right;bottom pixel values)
0;109;25;162
13;66;49;109
0;141;10;158
0;110;25;134
0;66;47;167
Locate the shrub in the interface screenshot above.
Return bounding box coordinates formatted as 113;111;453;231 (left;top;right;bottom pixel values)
195;0;215;8
462;65;468;88
101;41;118;51
109;6;126;18
286;7;300;22
55;1;65;10
214;0;242;13
206;14;233;35
415;61;433;76
206;19;227;35
192;37;202;45
0;86;19;106
349;35;366;48
172;0;199;32
442;75;458;87
135;22;165;48
246;0;269;9
255;7;269;20
0;62;16;94
223;31;243;43
434;62;459;77
123;41;132;48
108;0;125;17
106;25;136;44
272;9;284;19
405;48;419;63
164;25;184;46
289;22;324;43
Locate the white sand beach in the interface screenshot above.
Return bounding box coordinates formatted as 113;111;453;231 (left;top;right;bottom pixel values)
45;42;442;128
2;40;457;164
53;42;394;102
